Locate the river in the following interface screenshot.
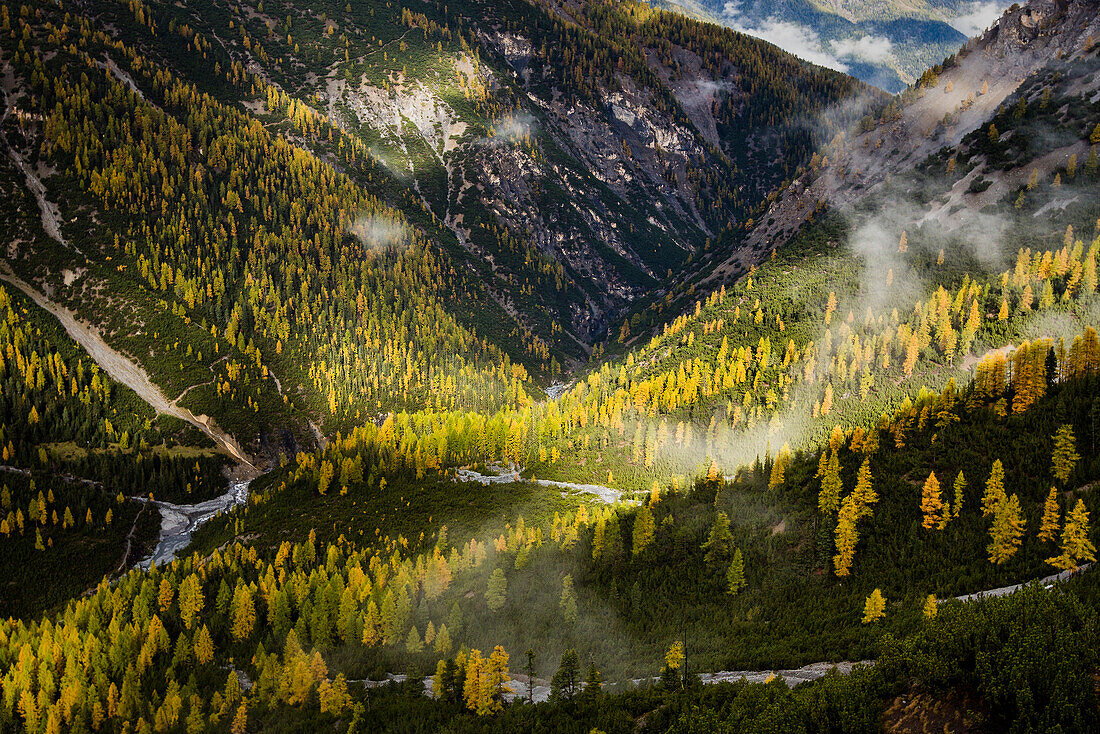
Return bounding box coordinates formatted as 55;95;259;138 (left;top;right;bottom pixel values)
135;478;251;569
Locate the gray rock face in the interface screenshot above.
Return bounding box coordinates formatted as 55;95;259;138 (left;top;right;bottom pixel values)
712;0;1100;285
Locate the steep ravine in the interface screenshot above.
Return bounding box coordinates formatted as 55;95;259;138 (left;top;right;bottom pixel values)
0;266;256;470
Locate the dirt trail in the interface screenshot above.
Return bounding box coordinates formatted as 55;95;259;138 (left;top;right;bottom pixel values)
357;658;873;703
0;265;256;470
3;75;250;467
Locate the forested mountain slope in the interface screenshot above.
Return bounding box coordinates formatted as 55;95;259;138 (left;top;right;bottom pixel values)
141;0;869;352
0;0;872;471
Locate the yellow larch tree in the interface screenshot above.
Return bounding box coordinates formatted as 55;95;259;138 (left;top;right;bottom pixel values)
952;471;966;519
1051;424;1080;485
1038;487;1061;544
664;640;684;671
230;585;256;640
921;471;944;529
463;649;484;712
193;625;214;665
833;496;861;577
158;578;175;614
862;589;886;623
1046;499;1095;571
982;460;1006;517
988;493;1025;564
818;450;843;515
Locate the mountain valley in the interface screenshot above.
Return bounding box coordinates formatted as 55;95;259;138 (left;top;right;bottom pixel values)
0;0;1098;732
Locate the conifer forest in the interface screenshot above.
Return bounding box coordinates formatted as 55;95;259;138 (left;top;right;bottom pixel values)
0;0;1099;731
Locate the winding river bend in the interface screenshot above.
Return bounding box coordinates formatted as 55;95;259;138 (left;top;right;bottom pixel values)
135;478;251;569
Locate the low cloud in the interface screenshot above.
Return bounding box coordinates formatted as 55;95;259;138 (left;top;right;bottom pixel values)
483;113;537;145
719;5;894;73
833;35;894;64
676;78;737;107
734;18;849;72
349;215;409;251
949;2;1010;37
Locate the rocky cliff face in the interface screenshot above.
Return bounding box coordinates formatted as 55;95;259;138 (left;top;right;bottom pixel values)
13;0;864;373
270;0;867;360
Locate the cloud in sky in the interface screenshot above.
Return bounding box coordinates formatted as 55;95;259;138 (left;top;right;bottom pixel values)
949;2;1010;37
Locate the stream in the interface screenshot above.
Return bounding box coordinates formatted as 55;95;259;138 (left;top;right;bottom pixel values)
352;658;874;703
135;478;251;569
453;465;629;504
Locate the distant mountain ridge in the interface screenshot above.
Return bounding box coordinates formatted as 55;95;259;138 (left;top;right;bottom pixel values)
656;0;1012;92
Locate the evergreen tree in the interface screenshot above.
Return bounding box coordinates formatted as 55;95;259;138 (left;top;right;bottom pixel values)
550;648;579;701
726;548;746;594
603;513;623;565
524;649;536;705
560;574;578;624
1086;146;1099;177
581;664;602;699
632;504;655;556
405;625;423;653
922;594;937;619
485;567;507;612
701;512;734;568
434;623;452;655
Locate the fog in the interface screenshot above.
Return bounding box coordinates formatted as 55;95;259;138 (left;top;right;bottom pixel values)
349;214;410;251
